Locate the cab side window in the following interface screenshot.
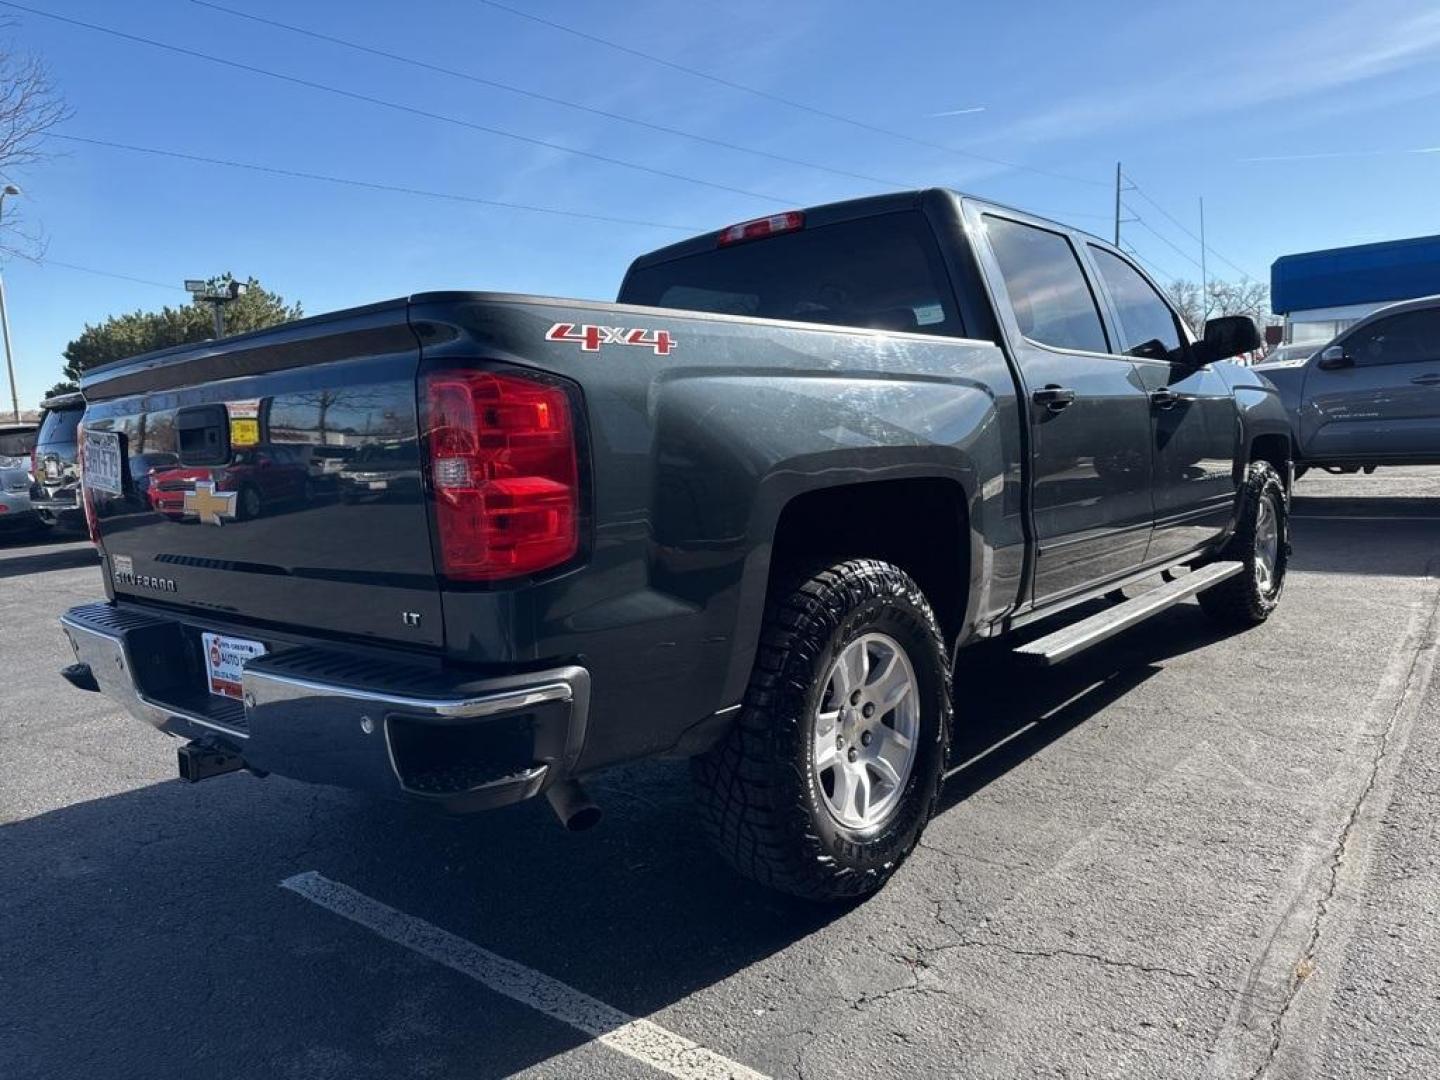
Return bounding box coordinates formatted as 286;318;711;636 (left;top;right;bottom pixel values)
1088;246;1185;363
1344;309;1440;366
984;215;1110;354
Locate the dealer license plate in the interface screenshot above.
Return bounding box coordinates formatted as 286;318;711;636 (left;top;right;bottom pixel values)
82;430;123;496
201;632;267;701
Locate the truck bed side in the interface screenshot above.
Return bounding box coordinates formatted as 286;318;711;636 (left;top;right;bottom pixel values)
408;293;1023;768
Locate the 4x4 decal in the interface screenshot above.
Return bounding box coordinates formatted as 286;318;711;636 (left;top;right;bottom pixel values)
546;322;676;356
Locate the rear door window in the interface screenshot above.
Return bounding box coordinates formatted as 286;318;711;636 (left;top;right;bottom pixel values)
1088;246;1186;362
620;212;964;337
983;216;1109;354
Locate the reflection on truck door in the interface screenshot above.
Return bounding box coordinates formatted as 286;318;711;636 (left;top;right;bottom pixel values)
1085;245;1236;563
979;212;1155;603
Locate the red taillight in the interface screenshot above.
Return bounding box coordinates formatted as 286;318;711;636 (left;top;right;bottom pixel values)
422;369;580;581
716;210;804;246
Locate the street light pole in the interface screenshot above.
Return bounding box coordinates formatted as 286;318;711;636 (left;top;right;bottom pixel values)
185;277;247;339
0;184;20;423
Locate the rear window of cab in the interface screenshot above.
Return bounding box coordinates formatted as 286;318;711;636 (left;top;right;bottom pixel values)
38;407;82;447
620;212;964;338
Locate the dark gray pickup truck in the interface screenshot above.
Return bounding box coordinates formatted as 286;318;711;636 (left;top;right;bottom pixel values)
61;189;1292;900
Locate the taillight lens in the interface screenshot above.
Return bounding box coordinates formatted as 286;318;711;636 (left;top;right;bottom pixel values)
422;369;580;581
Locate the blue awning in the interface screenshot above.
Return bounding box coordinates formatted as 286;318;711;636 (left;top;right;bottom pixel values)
1271;234;1440;314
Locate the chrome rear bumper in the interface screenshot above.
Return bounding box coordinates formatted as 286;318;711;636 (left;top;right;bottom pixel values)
60;601;589;812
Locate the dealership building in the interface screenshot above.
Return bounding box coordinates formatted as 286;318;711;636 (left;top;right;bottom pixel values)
1271;233;1440;345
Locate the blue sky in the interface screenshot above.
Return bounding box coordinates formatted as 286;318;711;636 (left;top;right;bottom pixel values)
4;0;1440;409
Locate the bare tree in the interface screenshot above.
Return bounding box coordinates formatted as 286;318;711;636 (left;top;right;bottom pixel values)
0;24;69;258
1208;279;1273;330
1166;280;1204;334
1166;278;1278;337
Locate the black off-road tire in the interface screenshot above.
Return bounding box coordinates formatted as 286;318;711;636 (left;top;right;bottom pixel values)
1197;461;1289;626
690;559;951;902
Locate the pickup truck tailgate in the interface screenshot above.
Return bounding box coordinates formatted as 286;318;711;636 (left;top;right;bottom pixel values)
80;302;445;650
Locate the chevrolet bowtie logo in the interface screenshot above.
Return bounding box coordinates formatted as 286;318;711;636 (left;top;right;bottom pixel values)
183;481;238;526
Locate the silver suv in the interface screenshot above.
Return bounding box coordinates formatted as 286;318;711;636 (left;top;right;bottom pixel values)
1257;295;1440;473
31;391;86;529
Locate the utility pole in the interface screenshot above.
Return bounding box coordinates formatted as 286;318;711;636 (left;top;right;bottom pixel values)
0;275;16;423
1199;197;1208;325
1114;162;1122;246
0;184;21;423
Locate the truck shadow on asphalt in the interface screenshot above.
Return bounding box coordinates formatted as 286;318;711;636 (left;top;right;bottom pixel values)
1288;491;1440;577
7;510;1427;1076
1;601;1258;1079
940;601;1242;814
0;543;97;579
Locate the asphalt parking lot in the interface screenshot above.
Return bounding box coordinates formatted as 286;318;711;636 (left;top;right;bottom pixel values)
2;469;1438;1080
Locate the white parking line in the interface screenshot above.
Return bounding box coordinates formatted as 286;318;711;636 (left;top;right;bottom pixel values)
281;871;769;1080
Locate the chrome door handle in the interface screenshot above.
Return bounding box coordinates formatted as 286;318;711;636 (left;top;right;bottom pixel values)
1032;385;1076;413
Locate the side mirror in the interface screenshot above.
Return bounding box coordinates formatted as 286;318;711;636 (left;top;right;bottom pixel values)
1197;315;1263;364
1316;345;1353;370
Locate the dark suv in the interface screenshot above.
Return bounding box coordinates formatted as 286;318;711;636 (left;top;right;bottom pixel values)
31;392;86;530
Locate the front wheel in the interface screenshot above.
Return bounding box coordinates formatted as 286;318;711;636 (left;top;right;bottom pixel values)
1198;461;1289;626
691;559;951;902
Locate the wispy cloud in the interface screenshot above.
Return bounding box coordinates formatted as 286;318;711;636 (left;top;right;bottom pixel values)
1241;146;1440;163
1002;4;1440;144
929;106;986;117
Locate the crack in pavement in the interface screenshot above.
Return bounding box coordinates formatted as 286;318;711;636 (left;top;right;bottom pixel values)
1248;573;1440;1080
950;937;1219;986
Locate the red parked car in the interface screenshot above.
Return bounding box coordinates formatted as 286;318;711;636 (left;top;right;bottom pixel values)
149;445;311;521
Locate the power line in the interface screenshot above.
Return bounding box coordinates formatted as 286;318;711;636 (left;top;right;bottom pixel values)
473;0;1108;189
1119;241;1183;285
187;0;915;192
1123;173;1257;279
1123;207;1207;274
54;134;702;232
26;258;185;292
0;1;793;206
63;133;1124;256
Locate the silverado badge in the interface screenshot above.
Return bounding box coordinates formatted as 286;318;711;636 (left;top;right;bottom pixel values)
183;481;238;526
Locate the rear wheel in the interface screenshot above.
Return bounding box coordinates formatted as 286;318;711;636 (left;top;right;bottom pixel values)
236;484;263;521
691;559;951;902
1198;461;1288;626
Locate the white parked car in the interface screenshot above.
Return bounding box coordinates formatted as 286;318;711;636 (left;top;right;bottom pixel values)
0;460;39;536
